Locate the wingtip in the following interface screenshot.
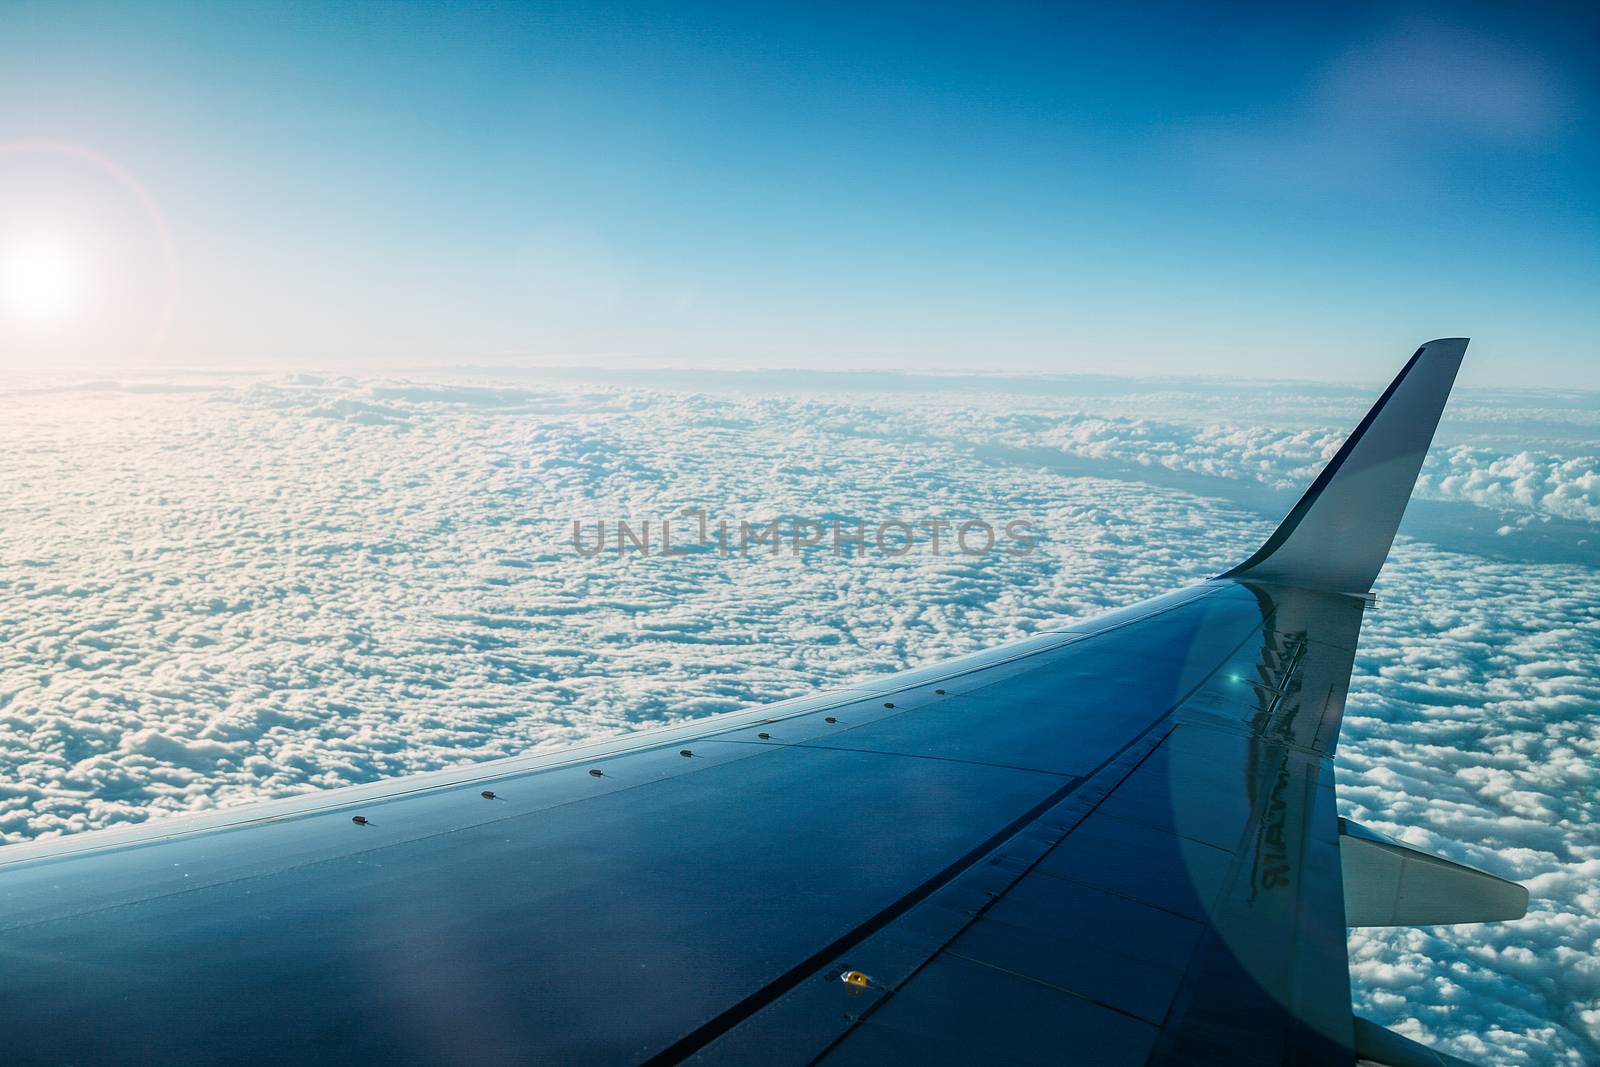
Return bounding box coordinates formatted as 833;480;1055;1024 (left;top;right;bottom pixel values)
1419;337;1470;357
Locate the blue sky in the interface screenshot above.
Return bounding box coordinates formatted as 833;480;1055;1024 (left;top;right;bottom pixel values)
1;1;1596;386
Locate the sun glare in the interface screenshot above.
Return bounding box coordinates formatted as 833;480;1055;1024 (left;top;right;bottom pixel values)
0;236;84;325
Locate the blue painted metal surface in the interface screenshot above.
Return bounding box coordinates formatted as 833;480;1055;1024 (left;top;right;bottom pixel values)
0;579;1372;1065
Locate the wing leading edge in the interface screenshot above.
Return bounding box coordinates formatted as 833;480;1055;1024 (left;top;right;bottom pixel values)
0;339;1527;1066
1220;338;1467;594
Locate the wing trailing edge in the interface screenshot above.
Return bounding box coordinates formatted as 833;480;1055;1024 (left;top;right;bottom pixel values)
1220;338;1467;594
1354;1016;1479;1067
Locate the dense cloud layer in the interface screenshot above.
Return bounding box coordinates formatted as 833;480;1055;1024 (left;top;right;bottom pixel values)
0;369;1594;1063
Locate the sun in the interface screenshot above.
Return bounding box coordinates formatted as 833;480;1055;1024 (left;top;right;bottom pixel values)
0;235;84;325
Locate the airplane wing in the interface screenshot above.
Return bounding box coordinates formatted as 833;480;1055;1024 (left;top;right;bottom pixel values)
0;339;1527;1066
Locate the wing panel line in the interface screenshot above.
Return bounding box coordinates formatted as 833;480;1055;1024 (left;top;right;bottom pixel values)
695;606;1279;1065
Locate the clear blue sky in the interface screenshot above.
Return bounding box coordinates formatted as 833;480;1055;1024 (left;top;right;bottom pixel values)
1;1;1596;386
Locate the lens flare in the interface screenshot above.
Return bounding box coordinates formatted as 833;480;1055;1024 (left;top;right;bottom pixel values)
0;141;176;355
0;236;83;324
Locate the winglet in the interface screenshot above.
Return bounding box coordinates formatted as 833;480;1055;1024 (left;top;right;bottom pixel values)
1219;338;1467;594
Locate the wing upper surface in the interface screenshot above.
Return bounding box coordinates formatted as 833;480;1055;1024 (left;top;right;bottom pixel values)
0;582;1284;1065
708;583;1368;1066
